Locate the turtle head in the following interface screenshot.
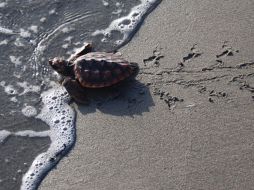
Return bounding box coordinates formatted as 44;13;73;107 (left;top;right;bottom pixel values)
49;57;73;76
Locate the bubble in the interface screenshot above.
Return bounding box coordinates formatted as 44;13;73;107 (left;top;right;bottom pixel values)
40;17;46;23
0;81;18;95
0;39;8;46
21;106;37;117
17;169;22;174
19;28;31;38
29;25;38;33
49;9;56;15
0;2;7;8
102;0;109;7
17;81;41;95
10;96;18;103
54;120;60;124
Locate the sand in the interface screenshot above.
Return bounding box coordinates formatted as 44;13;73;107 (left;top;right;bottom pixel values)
40;0;254;189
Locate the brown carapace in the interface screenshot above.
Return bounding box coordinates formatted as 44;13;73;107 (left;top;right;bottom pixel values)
49;43;139;104
74;52;136;88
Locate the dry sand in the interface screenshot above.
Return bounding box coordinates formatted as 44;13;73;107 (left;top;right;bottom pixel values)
40;0;254;189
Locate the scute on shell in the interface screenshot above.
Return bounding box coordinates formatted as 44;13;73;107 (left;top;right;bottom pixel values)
73;52;133;88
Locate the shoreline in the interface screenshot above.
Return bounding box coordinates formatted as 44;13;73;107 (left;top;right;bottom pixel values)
40;0;254;189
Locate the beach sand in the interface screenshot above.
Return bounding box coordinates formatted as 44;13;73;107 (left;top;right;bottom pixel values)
40;0;254;189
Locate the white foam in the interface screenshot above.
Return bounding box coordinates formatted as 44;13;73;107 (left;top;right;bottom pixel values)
62;27;74;33
40;17;47;23
49;9;56;15
9;55;23;66
0;130;50;143
0;2;7;8
29;39;37;45
29;25;38;33
20;28;31;38
92;0;161;45
21;86;76;190
64;36;73;42
15;130;50;138
0;26;16;35
14;38;25;47
112;9;122;15
17;81;41;95
62;43;69;49
10;96;18;103
13;73;21;79
102;0;109;7
116;2;121;7
0;81;5;86
0;81;18;95
0;130;11;143
0;39;8;46
22;106;37;117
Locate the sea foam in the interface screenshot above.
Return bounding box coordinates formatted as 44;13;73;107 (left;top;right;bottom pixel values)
20;86;76;190
92;0;161;45
0;130;11;143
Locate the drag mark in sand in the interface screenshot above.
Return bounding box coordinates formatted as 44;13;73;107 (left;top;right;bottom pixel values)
140;42;254;109
21;86;76;190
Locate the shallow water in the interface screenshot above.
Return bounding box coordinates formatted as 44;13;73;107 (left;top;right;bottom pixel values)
0;0;161;189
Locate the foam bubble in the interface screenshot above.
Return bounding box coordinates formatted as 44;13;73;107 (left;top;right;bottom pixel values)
29;39;37;45
15;130;50;138
29;25;38;33
0;2;7;8
115;2;119;6
9;55;23;66
0;130;50;143
0;26;16;35
0;130;11;143
49;9;56;15
20;28;31;38
62;43;69;49
92;0;161;45
5;85;17;95
62;27;74;33
17;81;41;95
0;81;18;95
14;38;26;47
0;39;8;45
40;17;47;23
102;0;109;7
10;97;18;103
112;9;122;15
21;86;76;190
21;106;37;117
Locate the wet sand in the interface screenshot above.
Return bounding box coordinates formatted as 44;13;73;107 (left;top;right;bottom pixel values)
40;0;254;189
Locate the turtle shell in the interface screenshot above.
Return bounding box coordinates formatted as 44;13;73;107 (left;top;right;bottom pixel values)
73;52;134;88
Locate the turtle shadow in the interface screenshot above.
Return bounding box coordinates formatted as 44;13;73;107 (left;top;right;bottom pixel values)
75;79;154;117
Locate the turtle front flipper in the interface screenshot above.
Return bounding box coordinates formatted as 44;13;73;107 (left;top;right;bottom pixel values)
62;77;89;105
68;42;93;62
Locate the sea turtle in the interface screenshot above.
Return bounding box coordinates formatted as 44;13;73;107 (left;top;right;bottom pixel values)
49;43;139;104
